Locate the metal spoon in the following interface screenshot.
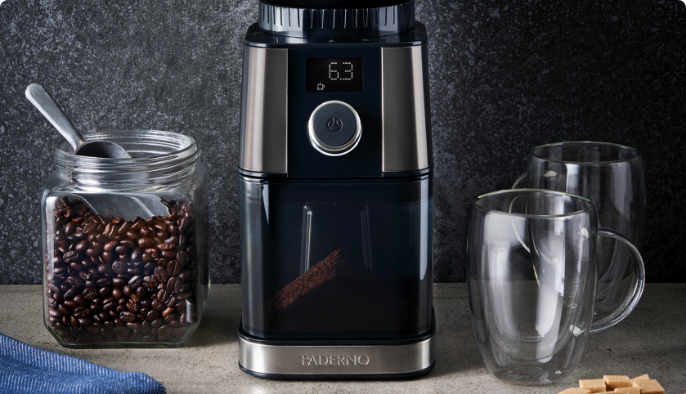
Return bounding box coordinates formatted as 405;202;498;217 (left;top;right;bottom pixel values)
25;83;130;158
26;83;169;218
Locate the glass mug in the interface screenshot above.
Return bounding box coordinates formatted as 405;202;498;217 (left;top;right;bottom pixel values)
468;189;645;385
513;142;645;330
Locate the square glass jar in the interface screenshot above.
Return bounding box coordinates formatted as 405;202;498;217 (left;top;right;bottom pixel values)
41;130;209;348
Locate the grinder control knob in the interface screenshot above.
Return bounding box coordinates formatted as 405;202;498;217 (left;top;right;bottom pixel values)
308;100;362;156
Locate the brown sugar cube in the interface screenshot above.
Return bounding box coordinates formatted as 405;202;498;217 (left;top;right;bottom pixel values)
559;389;592;394
630;374;650;384
604;375;632;390
632;379;665;394
614;388;641;394
580;379;608;393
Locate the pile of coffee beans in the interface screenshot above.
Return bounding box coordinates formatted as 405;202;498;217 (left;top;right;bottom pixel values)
46;197;198;344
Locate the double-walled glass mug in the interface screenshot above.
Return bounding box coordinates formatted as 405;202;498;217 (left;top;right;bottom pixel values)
513;142;646;329
468;189;645;385
41;130;209;348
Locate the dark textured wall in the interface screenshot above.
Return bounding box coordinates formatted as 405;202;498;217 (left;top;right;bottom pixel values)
1;0;684;284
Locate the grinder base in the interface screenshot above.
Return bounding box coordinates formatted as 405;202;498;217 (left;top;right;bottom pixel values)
238;312;435;379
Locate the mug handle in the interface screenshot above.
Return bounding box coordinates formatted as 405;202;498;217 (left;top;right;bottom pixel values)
512;174;527;189
590;228;646;334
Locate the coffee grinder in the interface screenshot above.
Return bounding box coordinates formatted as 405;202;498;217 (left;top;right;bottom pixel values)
237;0;434;378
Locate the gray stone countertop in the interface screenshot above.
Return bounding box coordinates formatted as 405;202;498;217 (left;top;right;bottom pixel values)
1;284;684;393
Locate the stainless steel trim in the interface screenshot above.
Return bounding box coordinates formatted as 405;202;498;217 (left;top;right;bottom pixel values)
307;100;363;157
239;335;434;376
238;46;288;174
381;46;432;172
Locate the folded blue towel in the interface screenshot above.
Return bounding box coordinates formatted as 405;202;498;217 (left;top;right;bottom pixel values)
0;332;166;394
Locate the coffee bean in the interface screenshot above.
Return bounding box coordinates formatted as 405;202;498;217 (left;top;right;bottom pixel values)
137;237;155;249
164;296;176;308
135;286;148;299
157;325;172;336
126;300;140;314
151;298;166;311
167;261;181;277
128;276;142;289
111;261;127;274
63;251;79;263
119;238;136;248
123;285;133;296
157;289;170;302
178;270;191;281
120;311;136;323
74;240;89;253
118;222;133;236
63;287;78;300
167;277;181;294
97;264;113;275
146;309;160;321
154;266;169;283
139;227;153;238
127;267;142;275
103;240;118;252
161;307;175;318
73;295;86;306
126;322;141;330
48;308;63;318
102;297;116;311
112;277;126;287
143;276;158;289
111;288;123;299
158;242;175;251
63;300;78;309
82;287;98;300
179;217;190;233
150;318;164;328
98;286;112;298
176;251;190;266
64;222;77;236
73;307;90;318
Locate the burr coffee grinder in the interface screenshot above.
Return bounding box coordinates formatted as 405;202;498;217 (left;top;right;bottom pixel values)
237;0;434;378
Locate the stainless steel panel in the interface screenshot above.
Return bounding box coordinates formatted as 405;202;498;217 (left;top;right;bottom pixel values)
239;335;434;376
381;46;432;173
238;46;288;174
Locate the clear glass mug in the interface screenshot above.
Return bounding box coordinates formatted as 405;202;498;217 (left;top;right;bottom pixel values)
468;189;645;385
513;142;645;330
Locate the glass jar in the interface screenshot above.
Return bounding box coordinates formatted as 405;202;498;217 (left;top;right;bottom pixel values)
41;130;209;348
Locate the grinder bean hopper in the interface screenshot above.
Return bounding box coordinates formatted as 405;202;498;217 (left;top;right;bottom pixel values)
237;0;434;378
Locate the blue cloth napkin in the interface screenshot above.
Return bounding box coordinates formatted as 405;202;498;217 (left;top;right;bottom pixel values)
0;332;166;394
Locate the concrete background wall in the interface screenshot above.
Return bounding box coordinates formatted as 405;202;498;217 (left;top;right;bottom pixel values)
1;0;685;284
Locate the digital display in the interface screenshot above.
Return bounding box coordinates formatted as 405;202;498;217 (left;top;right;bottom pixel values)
306;58;363;92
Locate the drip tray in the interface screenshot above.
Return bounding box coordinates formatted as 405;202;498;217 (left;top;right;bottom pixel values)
237;312;435;379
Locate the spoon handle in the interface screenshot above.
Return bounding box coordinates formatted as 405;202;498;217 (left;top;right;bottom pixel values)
25;83;85;152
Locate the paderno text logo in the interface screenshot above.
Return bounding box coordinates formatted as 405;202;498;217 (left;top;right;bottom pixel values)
302;354;370;366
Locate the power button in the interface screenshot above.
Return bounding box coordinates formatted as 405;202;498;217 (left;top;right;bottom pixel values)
307;101;362;156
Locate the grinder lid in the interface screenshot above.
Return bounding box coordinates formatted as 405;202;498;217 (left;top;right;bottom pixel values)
257;0;415;39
